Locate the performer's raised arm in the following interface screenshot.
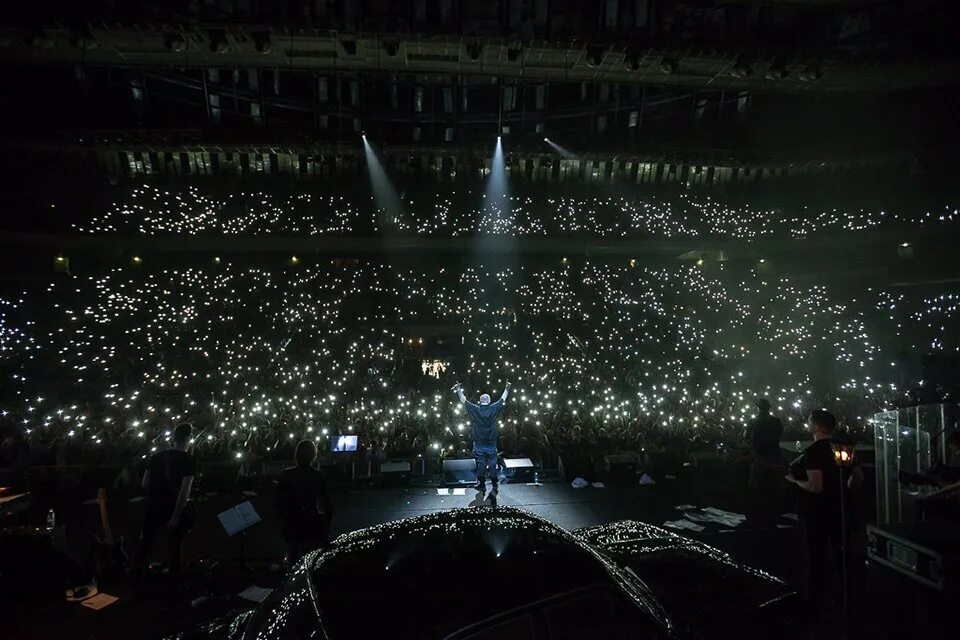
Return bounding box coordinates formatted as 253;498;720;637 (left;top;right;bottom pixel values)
500;381;511;403
452;382;467;404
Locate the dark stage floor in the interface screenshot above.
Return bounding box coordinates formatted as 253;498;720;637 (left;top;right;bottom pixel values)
6;475;813;640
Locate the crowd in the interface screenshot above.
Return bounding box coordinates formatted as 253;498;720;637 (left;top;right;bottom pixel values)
2;258;956;465
69;184;960;240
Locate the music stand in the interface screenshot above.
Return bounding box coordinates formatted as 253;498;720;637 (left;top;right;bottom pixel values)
217;501;261;570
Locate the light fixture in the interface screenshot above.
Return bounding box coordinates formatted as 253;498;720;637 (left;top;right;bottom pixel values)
466;42;482;61
831;442;856;466
731;55;753;79
27;32;54;48
586;45;605;68
798;65;821;82
209;30;229;54
659;57;678;74
165;34;186;53
765;59;787;80
253;32;272;54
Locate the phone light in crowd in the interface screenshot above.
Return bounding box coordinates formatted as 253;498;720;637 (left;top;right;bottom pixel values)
290;255;300;265
214;256;221;264
132;256;142;265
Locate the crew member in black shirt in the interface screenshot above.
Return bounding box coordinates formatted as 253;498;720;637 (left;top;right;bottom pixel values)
744;398;784;522
277;440;334;564
786;410;863;615
134;422;197;586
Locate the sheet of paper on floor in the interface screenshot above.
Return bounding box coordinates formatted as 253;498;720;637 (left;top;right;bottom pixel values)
682;508;745;528
238;585;273;603
663;519;705;533
80;593;118;610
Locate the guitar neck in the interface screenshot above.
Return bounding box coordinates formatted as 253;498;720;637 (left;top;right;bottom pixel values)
98;493;114;545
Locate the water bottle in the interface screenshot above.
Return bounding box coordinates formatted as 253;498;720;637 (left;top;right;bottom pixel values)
46;508;55;532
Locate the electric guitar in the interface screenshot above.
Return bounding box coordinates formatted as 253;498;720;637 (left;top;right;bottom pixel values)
90;488;128;584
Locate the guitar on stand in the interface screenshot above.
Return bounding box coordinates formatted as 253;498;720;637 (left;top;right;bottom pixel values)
89;488;128;586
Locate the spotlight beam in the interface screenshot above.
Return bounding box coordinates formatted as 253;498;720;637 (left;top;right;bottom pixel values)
361;136;403;226
544;138;576;159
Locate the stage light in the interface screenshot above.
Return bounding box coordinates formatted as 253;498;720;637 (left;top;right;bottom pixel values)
544;137;576;159
798;65;821;82
362;135;404;220
27;32;54;48
731;56;753;78
765;60;787;80
659;57;678;74
253;32;272;54
209;30;229;54
586;45;605;68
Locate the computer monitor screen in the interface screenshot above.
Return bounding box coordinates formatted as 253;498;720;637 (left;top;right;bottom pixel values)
332;435;358;453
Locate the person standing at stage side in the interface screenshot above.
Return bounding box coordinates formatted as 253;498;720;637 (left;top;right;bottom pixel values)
744;398;784;523
786;410;863;617
454;381;510;493
277;440;334;565
134;422;197;589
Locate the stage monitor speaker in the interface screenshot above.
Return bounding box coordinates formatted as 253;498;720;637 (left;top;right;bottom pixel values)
380;460;411;486
603;454;639;486
558;453;594;482
442;458;477;486
503;458;536;483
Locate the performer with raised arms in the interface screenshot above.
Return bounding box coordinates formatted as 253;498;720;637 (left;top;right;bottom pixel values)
453;381;511;494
